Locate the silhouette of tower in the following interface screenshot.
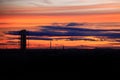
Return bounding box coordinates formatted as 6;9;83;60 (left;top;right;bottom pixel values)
19;30;27;50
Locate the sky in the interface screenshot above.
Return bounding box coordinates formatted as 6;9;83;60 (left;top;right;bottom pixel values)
0;0;120;49
0;0;120;15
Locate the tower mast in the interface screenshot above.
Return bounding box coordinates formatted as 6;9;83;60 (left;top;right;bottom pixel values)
19;30;27;50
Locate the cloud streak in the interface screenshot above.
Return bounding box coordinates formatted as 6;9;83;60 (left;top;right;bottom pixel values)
0;0;120;15
1;0;119;6
6;23;120;41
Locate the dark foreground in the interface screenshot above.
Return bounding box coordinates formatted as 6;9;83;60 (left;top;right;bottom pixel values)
0;49;119;72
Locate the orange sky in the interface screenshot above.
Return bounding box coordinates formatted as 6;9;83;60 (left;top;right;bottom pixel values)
0;13;120;49
0;1;120;49
0;13;120;24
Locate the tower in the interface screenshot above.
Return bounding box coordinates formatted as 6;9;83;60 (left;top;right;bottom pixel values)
19;30;27;50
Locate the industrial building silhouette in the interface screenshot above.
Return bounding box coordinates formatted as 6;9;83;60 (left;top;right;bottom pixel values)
18;29;65;50
19;30;27;50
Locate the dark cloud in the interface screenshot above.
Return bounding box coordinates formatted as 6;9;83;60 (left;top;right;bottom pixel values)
28;37;53;40
0;43;6;45
65;37;97;41
41;25;120;31
6;23;120;41
66;22;83;26
7;28;120;37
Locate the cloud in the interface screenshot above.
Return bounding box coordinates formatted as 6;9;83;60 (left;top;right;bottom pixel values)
0;43;6;45
6;32;98;41
6;23;120;42
6;41;18;45
0;0;120;15
28;36;98;41
1;0;119;7
0;41;17;45
27;37;53;40
65;37;97;41
66;22;83;26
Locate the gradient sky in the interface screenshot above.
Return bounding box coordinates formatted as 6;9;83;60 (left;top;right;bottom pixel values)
0;0;120;15
0;0;120;49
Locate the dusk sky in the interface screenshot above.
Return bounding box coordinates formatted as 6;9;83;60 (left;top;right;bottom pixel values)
0;0;120;49
0;0;120;15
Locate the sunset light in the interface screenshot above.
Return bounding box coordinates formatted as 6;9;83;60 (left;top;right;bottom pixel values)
0;0;120;49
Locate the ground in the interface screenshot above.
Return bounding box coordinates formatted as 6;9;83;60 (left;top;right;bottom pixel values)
0;49;119;72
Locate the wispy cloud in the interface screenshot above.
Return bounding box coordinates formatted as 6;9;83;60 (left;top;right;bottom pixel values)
1;0;119;6
0;0;120;15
